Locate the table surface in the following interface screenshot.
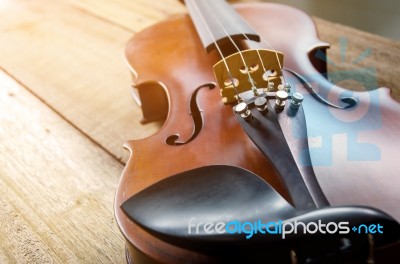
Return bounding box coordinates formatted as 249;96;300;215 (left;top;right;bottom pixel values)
0;0;399;263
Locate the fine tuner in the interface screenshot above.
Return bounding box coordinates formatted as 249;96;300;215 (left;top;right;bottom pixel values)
234;90;304;121
274;90;288;110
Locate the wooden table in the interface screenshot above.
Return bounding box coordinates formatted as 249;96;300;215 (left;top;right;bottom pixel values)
0;0;398;262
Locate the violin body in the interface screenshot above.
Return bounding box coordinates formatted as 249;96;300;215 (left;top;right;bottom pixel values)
115;3;400;263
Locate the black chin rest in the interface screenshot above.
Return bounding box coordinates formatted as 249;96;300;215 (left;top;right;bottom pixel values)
121;165;400;258
122;165;297;243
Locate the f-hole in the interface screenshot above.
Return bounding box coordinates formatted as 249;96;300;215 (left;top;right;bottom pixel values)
166;83;216;146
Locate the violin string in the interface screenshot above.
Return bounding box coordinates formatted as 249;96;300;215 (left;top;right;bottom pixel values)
212;0;267;75
239;19;284;82
189;0;242;101
198;0;259;95
212;0;285;84
254;33;285;83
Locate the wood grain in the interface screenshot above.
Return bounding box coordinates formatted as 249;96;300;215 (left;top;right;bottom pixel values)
0;70;125;263
0;0;161;164
315;17;400;101
0;0;398;166
0;0;399;263
68;0;186;32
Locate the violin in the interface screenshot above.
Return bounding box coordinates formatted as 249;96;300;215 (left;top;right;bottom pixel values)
115;0;400;263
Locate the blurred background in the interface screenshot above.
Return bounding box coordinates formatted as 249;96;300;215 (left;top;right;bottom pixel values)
259;0;399;40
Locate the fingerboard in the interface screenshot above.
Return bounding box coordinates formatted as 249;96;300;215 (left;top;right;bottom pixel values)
185;0;260;53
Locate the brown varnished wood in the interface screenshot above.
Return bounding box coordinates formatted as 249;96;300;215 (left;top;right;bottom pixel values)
123;11;288;195
116;3;400;263
118;5;291;263
233;4;400;220
0;0;398;262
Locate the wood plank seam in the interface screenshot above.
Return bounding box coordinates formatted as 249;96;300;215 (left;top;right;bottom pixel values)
0;66;126;166
0;68;125;262
68;2;137;34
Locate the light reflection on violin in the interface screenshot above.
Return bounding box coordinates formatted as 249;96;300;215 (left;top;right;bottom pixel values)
115;0;400;263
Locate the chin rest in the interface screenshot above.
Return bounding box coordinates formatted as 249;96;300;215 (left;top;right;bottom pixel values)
122;165;400;262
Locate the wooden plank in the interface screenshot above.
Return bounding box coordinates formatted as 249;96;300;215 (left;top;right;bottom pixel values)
67;0;400;102
315;17;400;101
0;1;398;262
68;0;186;32
0;0;398;167
0;0;160;164
0;70;125;263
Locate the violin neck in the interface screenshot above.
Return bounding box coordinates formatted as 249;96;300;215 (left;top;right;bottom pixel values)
184;0;260;53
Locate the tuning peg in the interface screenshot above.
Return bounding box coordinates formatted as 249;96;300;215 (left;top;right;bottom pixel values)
290;92;304;110
275;90;288;110
234;102;252;121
